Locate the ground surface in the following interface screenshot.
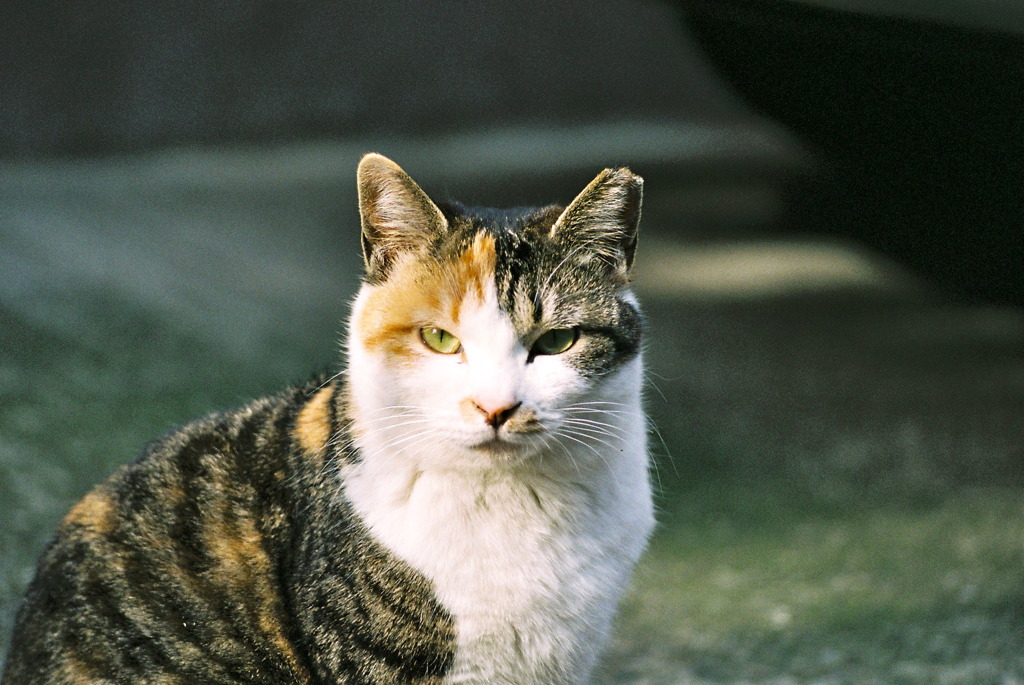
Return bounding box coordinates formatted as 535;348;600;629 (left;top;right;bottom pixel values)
1;140;1022;683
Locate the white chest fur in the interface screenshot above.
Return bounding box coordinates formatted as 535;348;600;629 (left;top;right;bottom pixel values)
342;368;653;685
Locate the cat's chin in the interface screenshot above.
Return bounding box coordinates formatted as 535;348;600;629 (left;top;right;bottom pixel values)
469;436;523;454
464;435;539;463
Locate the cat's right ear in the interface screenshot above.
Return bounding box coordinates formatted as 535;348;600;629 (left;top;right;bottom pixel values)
357;153;448;282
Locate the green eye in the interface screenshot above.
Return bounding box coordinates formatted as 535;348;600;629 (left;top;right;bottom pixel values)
532;327;579;356
420;327;461;354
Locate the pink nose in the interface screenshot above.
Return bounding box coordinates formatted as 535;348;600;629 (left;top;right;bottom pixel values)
472;401;522;429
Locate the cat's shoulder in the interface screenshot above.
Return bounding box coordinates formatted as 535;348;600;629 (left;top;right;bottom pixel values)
60;374;343;529
132;372;341;465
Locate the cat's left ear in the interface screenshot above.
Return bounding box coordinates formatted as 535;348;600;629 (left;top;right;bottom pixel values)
552;167;643;280
357;153;449;282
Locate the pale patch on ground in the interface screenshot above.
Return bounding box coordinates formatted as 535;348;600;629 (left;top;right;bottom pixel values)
636;237;916;299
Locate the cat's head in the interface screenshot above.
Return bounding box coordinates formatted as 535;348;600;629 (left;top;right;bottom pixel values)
347;153;644;471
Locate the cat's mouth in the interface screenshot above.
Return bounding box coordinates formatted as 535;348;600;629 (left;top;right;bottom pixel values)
469;435;528;456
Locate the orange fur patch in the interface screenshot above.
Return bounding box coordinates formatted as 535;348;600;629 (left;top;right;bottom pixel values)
204;516;311;682
294;384;335;458
62;488;116;534
358;232;496;362
453;232;494;318
58;656;99;684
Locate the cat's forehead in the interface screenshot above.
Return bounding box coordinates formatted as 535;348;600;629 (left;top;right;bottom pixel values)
441;204;558;268
434;204;626;327
437;203;562;247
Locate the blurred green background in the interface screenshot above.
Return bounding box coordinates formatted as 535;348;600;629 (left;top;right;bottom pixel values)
2;2;1023;682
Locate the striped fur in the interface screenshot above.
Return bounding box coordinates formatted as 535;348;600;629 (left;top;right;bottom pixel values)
2;154;652;685
2;379;455;684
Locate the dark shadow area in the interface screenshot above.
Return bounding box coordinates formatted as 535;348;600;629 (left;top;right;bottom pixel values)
680;0;1024;305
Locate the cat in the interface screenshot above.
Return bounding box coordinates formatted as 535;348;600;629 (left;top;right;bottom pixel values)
2;153;654;685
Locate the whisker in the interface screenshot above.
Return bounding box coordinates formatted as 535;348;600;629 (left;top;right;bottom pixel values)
642;371;669;403
357;417;436;431
559;421;623;442
559;427;622;453
562;408;638;419
554;430;611;469
358;404;430;416
561;417;624;431
314;369;345;392
374;428;441;454
386;430;442;461
644;369;681;382
646;418;676;480
545;433;583;478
